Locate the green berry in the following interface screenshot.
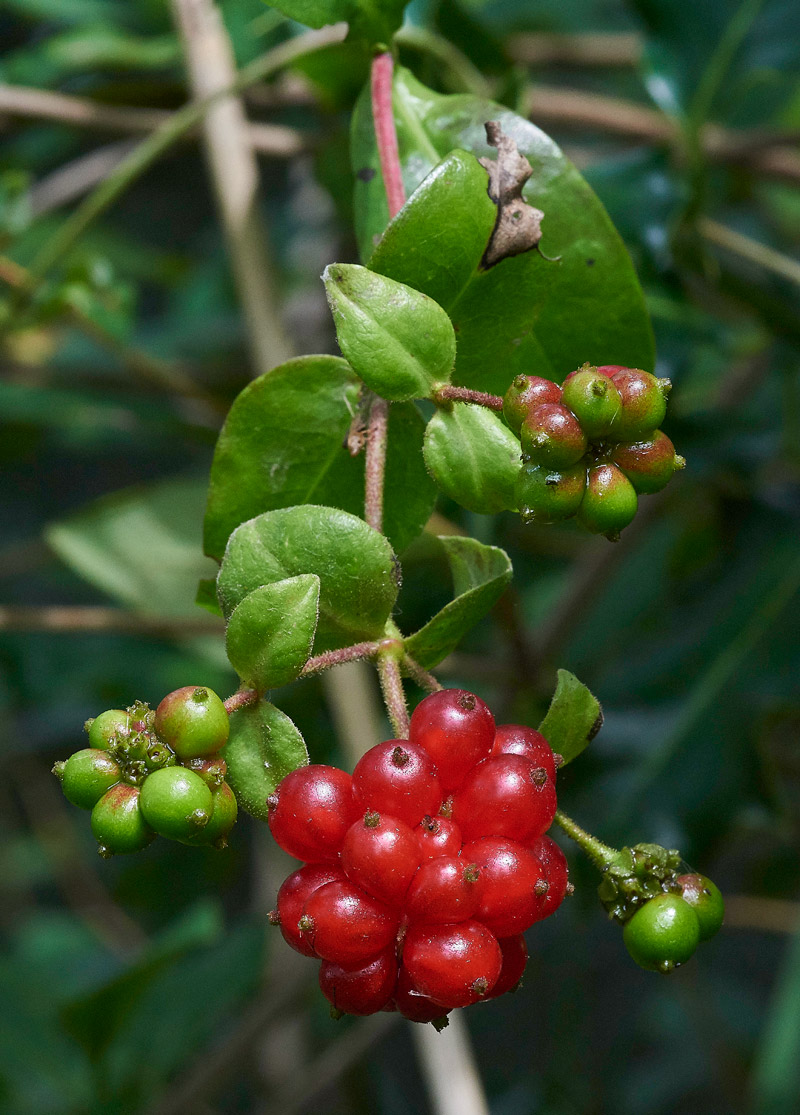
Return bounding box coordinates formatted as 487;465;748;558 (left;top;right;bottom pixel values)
609;368;670;441
181;781;238;847
676;874;724;942
185;755;227;789
561;366;622;439
578;463;638;539
139;766;214;841
502;375;561;435
516;461;586;524
91;784;154;856
86;709;131;750
623;893;701;972
154;686;229;760
56;748;122;810
611;431;685;494
520;403;587;468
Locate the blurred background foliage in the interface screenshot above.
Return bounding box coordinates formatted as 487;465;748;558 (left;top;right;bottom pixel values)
1;0;799;1112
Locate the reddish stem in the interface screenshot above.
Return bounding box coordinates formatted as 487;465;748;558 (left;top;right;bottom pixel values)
371;52;405;219
377;653;411;738
432;386;505;411
300;641;381;677
224;688;258;714
402;655;443;694
364;393;389;532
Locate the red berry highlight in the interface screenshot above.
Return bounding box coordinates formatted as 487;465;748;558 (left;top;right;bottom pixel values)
416;814;462;861
267;764;359;862
462;836;550;936
352;740;442;827
409;689;495;792
299;879;399;967
405;856;482;925
453;755;557;845
341;811;422;908
402;921;503;1008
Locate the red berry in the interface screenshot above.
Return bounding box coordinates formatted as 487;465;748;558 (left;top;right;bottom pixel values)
299;880;399;967
462;836;549;936
492;724;558;783
319;949;398;1016
503;374;562;435
271;863;346;957
405;856;482;924
352;740;442;827
609;367;670;441
409;690;495;792
487;934;528;999
577;462;638;538
393;967;452;1024
529;835;570;918
611;430;685;494
452;755;557;845
402;921;502;1008
267;765;358;862
341;811;422;908
416;815;462;861
520;403;587;468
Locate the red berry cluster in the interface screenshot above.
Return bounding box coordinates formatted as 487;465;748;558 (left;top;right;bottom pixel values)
267;689;569;1025
504;364;685;539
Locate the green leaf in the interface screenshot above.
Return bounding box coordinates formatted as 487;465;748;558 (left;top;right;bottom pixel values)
423;403;520;514
216;505;398;652
352;67;655;393
225;576;320;694
538;669;603;766
46;477;217;617
323;263;455;401
268;0;408;43
404;537;512;668
223;701;309;821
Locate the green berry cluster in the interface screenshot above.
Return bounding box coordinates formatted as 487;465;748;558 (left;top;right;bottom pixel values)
623;874;725;973
53;686;236;857
504;364;685;540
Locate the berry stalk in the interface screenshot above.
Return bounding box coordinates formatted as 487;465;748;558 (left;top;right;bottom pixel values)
431;386;504;411
553;808;619;871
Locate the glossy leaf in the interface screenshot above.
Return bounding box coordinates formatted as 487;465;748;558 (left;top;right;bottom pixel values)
223;701;309;822
225;576;320;694
352;67;655;394
423;403;520;514
216;505;398;652
267;0;408;42
404;536;512;668
323;263;455;401
538;669;602;766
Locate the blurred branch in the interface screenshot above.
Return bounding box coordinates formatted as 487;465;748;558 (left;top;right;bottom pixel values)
698;218;800;288
508;31;643;67
725;895;800;934
411;1014;491;1115
0;605;222;636
28;139;139;216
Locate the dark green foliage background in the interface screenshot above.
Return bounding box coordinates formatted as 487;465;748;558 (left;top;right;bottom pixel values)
1;1;799;1113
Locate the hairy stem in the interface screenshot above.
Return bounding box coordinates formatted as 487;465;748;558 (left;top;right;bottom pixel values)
364;393;389;533
376;651;411;738
554;809;619;871
300;641;382;677
371;51;405;220
402;654;443;693
224;688;259;715
432;386;505;411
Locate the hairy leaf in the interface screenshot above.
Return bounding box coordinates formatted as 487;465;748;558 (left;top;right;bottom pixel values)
223;701;309;822
538;669;603;766
225;576;320;694
423;403;520;514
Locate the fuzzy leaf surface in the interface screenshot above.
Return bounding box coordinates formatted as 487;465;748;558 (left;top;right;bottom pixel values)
538;669;603;766
403;537;512;668
223;702;309;822
323;263;454;401
225;576;320;694
216;506;398;653
423;403;520;514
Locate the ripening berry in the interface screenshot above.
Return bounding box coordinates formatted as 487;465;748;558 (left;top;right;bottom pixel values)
675;874;724;941
416;815;462;861
352;740;442;827
139;766;214;841
623;893;700;972
55;748;121;810
405;856;482;924
560;366;622;438
86;708;131;750
516;461;586;525
299;879;399;967
486;934;528;999
453;755;557;846
272;862;346;957
319;949;398;1016
609;368;670;441
341;811;422;908
91;783;154;856
611;431;685;494
185;754;227;789
181;781;238;846
492;724;558;783
462;836;549;936
577;463;638;538
268;764;359;862
402;921;503;1008
409;690;495;792
154;686;229;760
520;403;587;469
503;374;561;435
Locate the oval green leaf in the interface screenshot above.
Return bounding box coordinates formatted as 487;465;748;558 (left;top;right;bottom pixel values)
423;403;520;514
225;575;320;694
216;505;398;653
223;701;309;822
538;669;603;767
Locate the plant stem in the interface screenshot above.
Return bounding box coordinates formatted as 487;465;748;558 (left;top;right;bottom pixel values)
364;393;389;532
431;386;505;411
224;688;259;714
553;809;619;871
300;641;382;677
402;654;443;693
371;51;405;220
376;651;411;738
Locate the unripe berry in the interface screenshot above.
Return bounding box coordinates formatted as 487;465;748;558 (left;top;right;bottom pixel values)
486;934;528;999
181;781;238;847
623;893;700;972
609;368;670;441
409;689;495;792
402;921;502;1008
611;430;685;494
341;811;422;908
352;740;442;827
272;863;346;957
405;856;482;924
462;836;549;936
268;764;359;862
319;949;398;1016
453;755;557;845
492;724;558;783
86;708;131;750
416;815;462;861
55;748;121;810
154;686;229;760
516;461;586;525
577;463;638;539
299;880;399;967
503;374;561;435
91;783;154;856
675;874;724;942
560;366;622;438
520;403;587;468
138;766;213;841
